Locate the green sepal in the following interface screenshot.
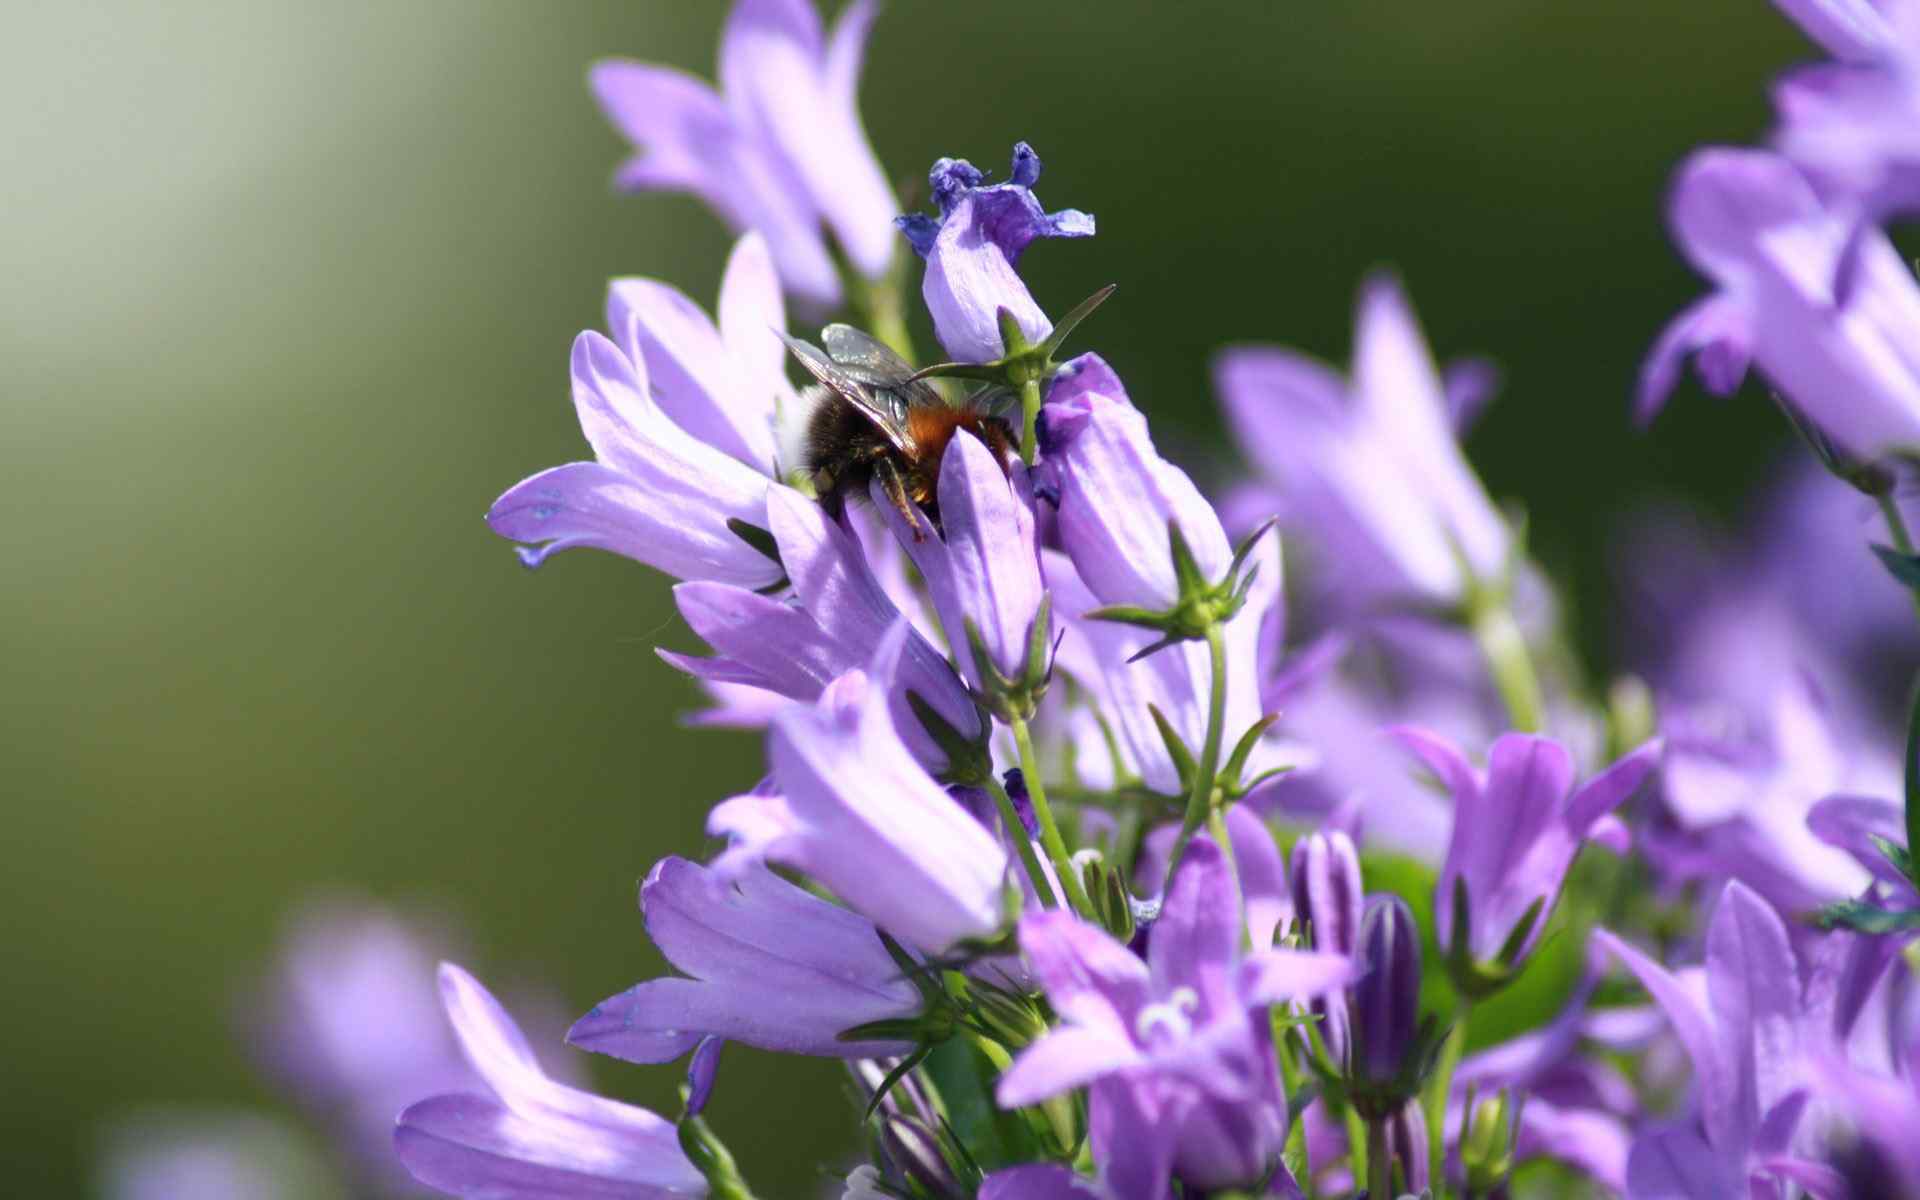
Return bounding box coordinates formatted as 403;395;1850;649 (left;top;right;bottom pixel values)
1081;856;1138;942
1035;284;1117;361
905;689;994;789
961;593;1056;724
1812;898;1920;933
1442;876;1544;1002
1871;833;1914;883
906;284;1118;388
725;518;783;567
862;1044;934;1121
1146;703;1198;793
1872;543;1920;591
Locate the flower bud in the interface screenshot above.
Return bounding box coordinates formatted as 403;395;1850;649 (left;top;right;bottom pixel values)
1290;830;1364;1066
1350;895;1420;1093
1460;1090;1518;1196
1384;1100;1430;1197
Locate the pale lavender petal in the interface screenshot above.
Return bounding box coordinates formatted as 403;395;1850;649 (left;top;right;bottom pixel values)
1624;1127;1743;1200
1706;880;1801;1143
921;191;1053;362
683;1037;722;1117
996;1025;1145;1107
1442;356;1501;434
979;1164;1104;1200
1770;0;1898;58
1636;294;1755;425
1566;739;1663;831
606;275;775;473
1806;792;1913;887
1593;929;1734;1151
716;233;800;451
1515;1101;1629;1192
671;581;847;699
1017;909;1152;1037
1237;948;1353;1006
1148;838;1241;1015
1087;1076;1179;1200
395;1093;700;1199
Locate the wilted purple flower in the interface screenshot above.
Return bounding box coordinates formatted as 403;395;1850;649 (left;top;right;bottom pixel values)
877;430;1049;702
567;856;922;1066
487;237;792;587
1770;0;1920;220
395;964;706;1199
1215;274;1510;610
1392;728;1658;970
707;625;1010;952
898;143;1095;363
1348;895;1420;1091
591;0;897;308
997;838;1350;1194
1041;384;1233;613
662;484;984;773
1595;881;1832;1198
1638;147;1920;465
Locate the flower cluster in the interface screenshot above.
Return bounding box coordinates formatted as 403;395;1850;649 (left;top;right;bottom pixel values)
111;2;1920;1198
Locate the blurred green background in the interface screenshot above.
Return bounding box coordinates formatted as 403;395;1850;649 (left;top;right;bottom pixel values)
1;0;1804;1192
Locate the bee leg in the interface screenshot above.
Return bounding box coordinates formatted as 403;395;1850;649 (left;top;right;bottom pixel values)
874;456;926;542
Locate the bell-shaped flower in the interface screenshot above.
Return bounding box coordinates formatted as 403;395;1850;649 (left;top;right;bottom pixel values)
899;143;1095;363
1392;728;1658;983
707;624;1011;952
566;856;923;1065
1770;0;1920;221
1638;147;1920;466
1041;384;1234;614
394;964;707;1199
662;485;984;775
1595;881;1832;1199
1214;274;1510;610
996;838;1350;1194
487;236;794;588
878;431;1050;716
590;0;897;308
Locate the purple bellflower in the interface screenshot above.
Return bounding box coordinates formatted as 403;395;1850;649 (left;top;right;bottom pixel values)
662;484;985;775
1392;729;1658;978
1041;376;1235;614
898;143;1095;363
394;964;707;1199
877;429;1051;709
1215;275;1510;611
566;856;923;1066
487;236;792;588
1638;147;1920;466
1771;0;1920;221
591;0;897;309
707;623;1011;953
1595;882;1836;1199
996;838;1351;1195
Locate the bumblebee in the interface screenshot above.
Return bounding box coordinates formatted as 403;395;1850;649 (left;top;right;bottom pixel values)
780;325;1015;535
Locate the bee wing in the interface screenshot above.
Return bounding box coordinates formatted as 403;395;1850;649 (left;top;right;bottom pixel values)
778;332;917;452
820;322;947;412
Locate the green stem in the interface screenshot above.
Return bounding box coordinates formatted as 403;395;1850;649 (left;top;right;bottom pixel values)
1011;717;1095;918
1469;600;1543;733
1018;375;1043;466
1423;1006;1470;1186
1366;1115;1393;1200
1162;623;1230;892
1879;493;1920;628
986;772;1062;909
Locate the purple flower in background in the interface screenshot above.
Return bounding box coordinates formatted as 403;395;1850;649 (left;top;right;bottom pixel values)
395;964;707;1199
1215;274;1510;610
663;485;984;773
997;839;1350;1195
1392;728;1658;970
99;1114;332;1200
898;143;1095;363
591;0;897;308
1638;147;1920;465
1770;0;1920;219
567;856;922;1065
878;430;1050;701
1595;882;1833;1198
487;237;792;587
1042;381;1234;613
707;624;1010;952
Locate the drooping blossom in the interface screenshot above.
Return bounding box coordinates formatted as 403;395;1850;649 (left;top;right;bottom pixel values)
1215;274;1510;611
1637;147;1920;466
591;0;897;308
707;624;1011;952
662;484;984;773
394;964;707;1198
996;838;1350;1195
1392;728;1659;968
487;236;793;587
1595;882;1838;1198
898;143;1094;363
877;429;1050;700
567;856;923;1066
1770;0;1920;220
